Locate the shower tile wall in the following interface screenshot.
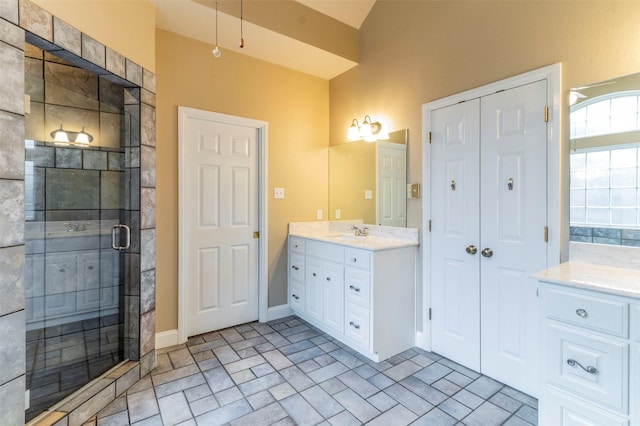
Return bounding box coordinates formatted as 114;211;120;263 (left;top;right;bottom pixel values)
0;0;156;423
0;1;27;424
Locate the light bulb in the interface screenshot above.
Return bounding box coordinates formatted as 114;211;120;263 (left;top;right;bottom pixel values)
213;46;221;58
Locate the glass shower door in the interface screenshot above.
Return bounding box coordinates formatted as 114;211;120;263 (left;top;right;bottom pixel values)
24;43;127;421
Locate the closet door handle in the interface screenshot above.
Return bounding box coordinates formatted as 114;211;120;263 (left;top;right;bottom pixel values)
466;245;477;255
481;248;493;258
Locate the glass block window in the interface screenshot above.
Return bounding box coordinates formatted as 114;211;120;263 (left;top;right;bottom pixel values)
570;92;640;139
570;145;640;227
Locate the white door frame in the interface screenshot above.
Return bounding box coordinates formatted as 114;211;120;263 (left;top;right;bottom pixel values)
177;106;269;344
418;63;564;350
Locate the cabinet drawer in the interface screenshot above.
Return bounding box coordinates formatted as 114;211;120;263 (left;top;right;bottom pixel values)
290;281;305;312
289;253;305;282
545;287;629;338
345;268;371;309
545;322;629;413
345;304;370;348
289;236;305;254
543;387;629;426
345;248;371;271
307;240;343;263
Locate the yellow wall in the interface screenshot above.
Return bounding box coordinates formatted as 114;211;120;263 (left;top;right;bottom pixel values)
155;29;329;332
30;0;155;71
330;0;640;229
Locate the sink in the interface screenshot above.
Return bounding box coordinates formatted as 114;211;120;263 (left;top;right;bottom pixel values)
329;234;365;241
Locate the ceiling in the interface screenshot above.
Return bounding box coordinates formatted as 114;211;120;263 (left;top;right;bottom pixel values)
153;0;376;80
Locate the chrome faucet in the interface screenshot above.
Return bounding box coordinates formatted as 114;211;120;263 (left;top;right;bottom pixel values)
352;225;370;237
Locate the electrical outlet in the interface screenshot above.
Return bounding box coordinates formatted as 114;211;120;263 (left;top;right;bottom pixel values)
335;209;341;219
274;187;285;199
365;190;373;199
316;209;323;220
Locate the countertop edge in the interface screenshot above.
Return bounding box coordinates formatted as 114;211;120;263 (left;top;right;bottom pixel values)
288;232;419;251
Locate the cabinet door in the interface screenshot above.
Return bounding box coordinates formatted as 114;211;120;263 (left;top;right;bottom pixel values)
44;252;77;317
305;257;323;322
322;261;344;334
632;345;639;425
77;251;101;311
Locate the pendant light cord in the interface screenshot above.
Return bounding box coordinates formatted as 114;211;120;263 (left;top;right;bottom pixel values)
239;0;245;48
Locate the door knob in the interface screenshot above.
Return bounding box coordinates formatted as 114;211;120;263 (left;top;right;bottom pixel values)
465;245;477;255
481;248;494;258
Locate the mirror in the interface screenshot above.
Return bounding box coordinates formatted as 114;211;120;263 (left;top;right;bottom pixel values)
569;72;640;246
329;129;408;226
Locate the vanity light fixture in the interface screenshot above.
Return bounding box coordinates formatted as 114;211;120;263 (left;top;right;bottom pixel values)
50;124;93;146
347;115;386;142
212;1;221;58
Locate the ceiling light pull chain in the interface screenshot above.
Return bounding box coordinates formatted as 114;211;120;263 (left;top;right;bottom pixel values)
239;0;245;48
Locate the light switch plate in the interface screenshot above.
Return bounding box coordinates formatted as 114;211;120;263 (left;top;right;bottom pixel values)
365;190;373;199
335;209;341;219
274;187;285;199
316;209;323;220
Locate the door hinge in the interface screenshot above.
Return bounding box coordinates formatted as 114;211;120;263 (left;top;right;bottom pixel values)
544;105;549;123
428;131;432;144
253;231;260;239
428;220;432;232
429;308;432;320
544;226;549;243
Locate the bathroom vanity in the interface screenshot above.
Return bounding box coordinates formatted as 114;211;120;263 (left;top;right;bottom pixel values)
534;262;640;425
288;221;419;362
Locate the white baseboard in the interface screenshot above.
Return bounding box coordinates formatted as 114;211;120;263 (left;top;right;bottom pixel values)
266;304;294;322
155;329;179;349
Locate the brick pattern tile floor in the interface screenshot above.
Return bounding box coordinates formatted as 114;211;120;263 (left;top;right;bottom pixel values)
85;316;538;425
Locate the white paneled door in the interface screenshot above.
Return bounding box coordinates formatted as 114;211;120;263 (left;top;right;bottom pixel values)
181;109;259;337
377;142;407;227
430;80;548;396
430;99;481;371
480;80;548;396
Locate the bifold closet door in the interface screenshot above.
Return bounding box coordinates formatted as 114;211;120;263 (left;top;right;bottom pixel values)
479;80;548;397
430;99;481;371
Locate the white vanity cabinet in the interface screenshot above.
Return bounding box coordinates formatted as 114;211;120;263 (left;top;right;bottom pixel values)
539;282;638;425
288;235;416;362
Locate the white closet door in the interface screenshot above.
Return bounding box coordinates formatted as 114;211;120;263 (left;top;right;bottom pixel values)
430;99;481;371
480;80;548;397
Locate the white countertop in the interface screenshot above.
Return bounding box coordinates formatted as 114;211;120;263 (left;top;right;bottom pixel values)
533;261;640;299
288;221;419;251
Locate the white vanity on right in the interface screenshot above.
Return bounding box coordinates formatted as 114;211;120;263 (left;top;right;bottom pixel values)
534;261;640;426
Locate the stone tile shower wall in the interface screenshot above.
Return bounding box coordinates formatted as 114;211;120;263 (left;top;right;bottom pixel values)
0;0;156;423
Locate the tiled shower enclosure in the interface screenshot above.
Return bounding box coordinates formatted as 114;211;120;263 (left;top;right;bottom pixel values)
0;0;156;423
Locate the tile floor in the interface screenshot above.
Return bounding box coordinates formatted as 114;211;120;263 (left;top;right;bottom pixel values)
85;316;538;426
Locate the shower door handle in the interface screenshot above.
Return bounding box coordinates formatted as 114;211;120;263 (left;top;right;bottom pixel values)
112;224;131;251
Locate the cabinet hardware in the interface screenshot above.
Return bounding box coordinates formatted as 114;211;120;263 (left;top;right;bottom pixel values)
450;180;456;191
351;258;357;263
544;105;549;123
292;294;299;300
575;308;587;318
349;285;361;292
507;178;514;191
292;265;299;270
349;321;360;329
312;273;316;277
326;277;331;281
567;358;597;374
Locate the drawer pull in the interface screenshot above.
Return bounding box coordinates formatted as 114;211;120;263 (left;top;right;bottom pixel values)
349;321;360;329
313;273;317;277
326;277;331;281
575;308;588;318
292;265;299;271
349;285;361;292
294;244;299;248
351;258;357;263
292;294;299;300
567;358;597;374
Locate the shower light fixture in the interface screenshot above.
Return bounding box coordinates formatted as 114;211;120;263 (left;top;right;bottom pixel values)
347;115;387;142
50;125;94;146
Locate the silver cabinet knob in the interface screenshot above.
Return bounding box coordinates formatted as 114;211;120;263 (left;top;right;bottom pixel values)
292;265;299;271
567;358;597;374
292;294;299;300
349;321;360;329
576;308;587;318
349;285;360;292
481;248;493;258
466;245;477;255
